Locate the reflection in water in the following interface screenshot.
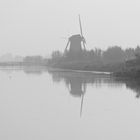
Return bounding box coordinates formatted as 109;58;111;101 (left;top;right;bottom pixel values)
0;66;47;75
127;80;140;98
65;75;86;116
23;66;47;75
48;70;140;115
48;70;122;96
23;68;140;100
48;70;124;116
0;66;140;100
115;78;140;98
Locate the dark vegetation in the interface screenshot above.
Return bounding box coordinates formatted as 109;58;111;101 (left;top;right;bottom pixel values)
48;46;140;73
22;56;48;66
114;57;140;79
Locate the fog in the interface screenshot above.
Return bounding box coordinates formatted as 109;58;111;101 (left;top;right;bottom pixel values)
0;0;140;56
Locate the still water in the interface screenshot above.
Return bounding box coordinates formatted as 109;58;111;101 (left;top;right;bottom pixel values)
0;67;140;140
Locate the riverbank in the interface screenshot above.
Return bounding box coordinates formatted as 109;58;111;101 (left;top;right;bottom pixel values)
0;58;139;80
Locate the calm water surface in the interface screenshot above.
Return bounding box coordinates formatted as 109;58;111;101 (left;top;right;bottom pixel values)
0;67;140;140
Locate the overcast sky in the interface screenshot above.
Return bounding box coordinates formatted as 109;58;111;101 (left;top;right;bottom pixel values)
0;0;140;56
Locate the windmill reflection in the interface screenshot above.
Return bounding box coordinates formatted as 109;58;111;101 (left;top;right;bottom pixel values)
22;67;140;100
66;76;86;97
48;70;111;116
65;75;86;117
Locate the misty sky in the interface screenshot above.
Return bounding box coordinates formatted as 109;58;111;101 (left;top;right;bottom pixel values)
0;0;140;56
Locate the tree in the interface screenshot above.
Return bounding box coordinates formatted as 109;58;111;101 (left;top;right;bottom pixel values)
51;51;62;59
102;46;125;64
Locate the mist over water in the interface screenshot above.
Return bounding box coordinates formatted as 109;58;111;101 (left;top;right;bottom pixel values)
0;67;140;140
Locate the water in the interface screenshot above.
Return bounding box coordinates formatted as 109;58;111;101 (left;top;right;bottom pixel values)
0;67;140;140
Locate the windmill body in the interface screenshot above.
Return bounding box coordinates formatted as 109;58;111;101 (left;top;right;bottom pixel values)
68;34;85;53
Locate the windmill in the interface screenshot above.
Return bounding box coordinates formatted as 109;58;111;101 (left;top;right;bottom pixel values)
64;15;86;54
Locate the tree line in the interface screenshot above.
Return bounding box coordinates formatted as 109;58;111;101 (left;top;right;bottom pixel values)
49;45;140;65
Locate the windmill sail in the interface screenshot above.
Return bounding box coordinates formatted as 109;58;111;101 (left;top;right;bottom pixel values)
65;40;70;52
79;15;86;50
79;15;83;37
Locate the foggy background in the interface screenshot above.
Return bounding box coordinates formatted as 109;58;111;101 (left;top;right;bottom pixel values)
0;0;140;56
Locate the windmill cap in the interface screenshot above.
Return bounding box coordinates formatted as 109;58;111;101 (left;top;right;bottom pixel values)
69;34;84;41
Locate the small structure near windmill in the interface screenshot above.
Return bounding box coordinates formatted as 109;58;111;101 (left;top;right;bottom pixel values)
64;15;86;57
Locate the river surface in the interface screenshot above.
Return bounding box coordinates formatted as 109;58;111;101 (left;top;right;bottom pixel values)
0;67;140;140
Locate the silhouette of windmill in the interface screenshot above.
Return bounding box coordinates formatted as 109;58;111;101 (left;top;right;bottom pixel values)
64;15;86;54
66;75;86;117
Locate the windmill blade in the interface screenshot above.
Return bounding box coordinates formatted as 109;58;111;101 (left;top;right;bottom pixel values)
79;15;83;37
79;15;86;50
83;41;86;50
65;40;70;52
82;37;86;50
